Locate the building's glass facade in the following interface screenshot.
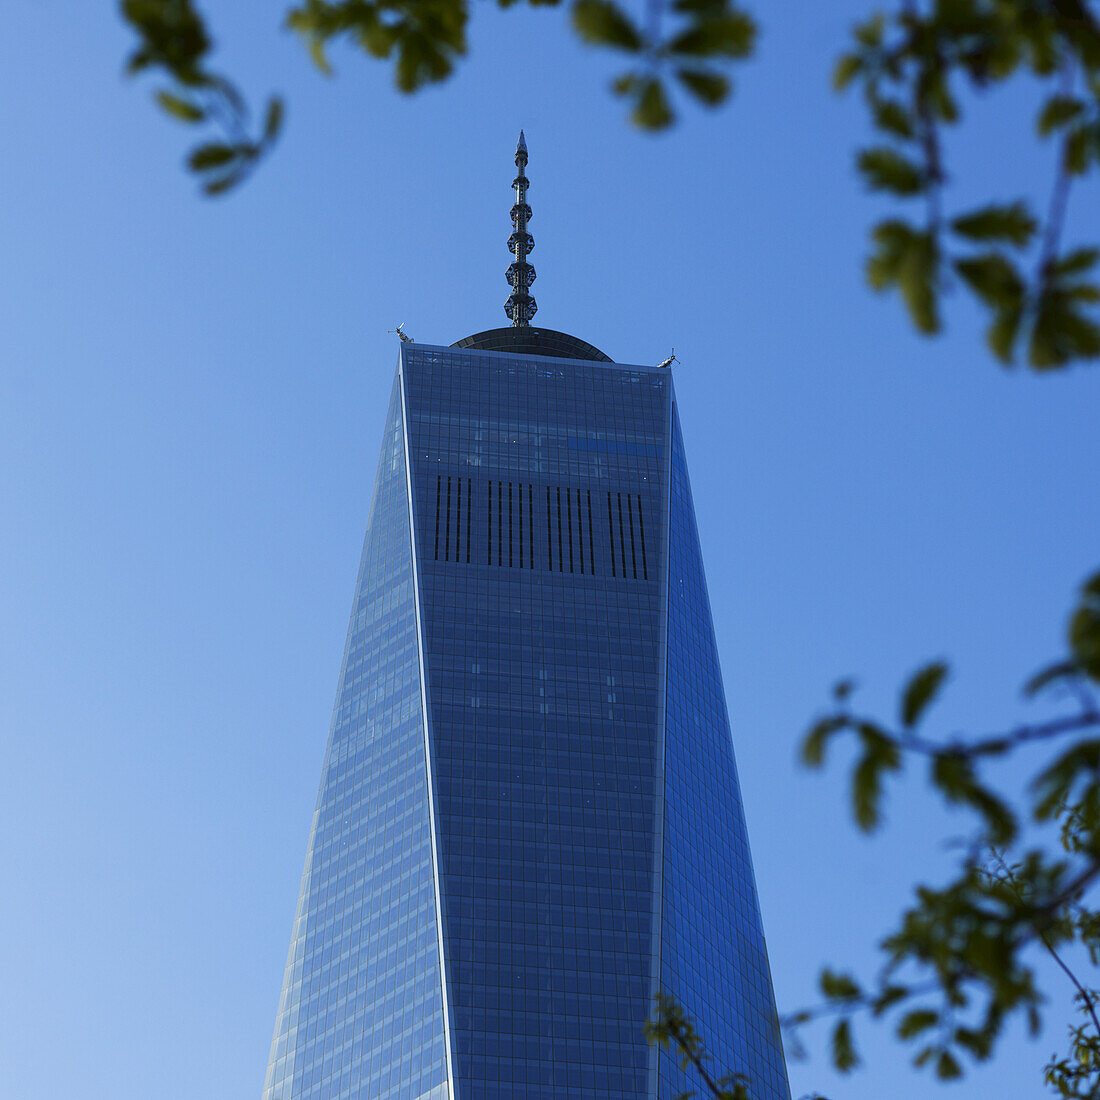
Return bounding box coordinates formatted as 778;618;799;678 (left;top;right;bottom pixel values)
263;377;449;1100
264;341;789;1100
657;411;789;1099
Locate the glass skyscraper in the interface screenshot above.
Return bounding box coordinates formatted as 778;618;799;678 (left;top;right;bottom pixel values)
263;139;789;1100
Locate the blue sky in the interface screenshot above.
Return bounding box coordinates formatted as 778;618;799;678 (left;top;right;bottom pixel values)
1;3;1097;1099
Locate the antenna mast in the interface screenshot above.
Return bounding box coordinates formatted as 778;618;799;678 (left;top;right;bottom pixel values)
505;132;537;327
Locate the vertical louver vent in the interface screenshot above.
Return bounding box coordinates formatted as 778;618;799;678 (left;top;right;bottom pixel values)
606;490;649;580
433;475;472;563
432;476;649;580
538;485;595;575
485;481;536;568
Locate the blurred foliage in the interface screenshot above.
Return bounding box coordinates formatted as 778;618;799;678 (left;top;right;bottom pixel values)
791;571;1100;1096
286;0;471;92
118;0;1099;367
121;1;283;194
646;992;753;1099
834;0;1100;368
648;570;1100;1098
283;0;755;127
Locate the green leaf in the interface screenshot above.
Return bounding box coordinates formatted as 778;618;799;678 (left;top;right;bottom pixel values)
188;142;238;170
866;219;918;285
871;984;909;1016
953;1025;993;1060
866;221;940;333
953;254;1025;310
675;68;730;106
913;1044;937;1068
571;0;643;50
801;716;847;767
1029;290;1100;368
928;74;959;123
872;98;914;140
1023;660;1081;697
901;661;948;728
672;0;730;12
395;38;456;94
1052;248;1099;277
986;305;1024;365
857;147;925;195
366;21;403;62
264;97;284;142
1038;95;1085;136
1070;572;1100;681
931;750;1017;843
1064;125;1094;174
1067;283;1100;304
156;90;205;123
833;53;862;91
930;750;970;799
853;722;901;830
308;36;333;75
121;0;212;79
831;1018;859;1072
853;13;884;47
853;754;883;829
897;1008;939;1039
905;255;942;335
951;202;1036;246
666;11;756;59
203;170;245;196
632;78;674;129
1034;739;1100;819
820;969;862;1001
936;1050;963;1080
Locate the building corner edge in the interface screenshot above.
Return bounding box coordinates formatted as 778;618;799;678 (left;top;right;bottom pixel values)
397;347;458;1099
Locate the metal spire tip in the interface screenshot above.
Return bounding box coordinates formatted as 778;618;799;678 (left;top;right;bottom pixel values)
505;132;536;327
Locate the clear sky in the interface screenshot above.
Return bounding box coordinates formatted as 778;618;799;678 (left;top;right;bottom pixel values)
1;3;1097;1099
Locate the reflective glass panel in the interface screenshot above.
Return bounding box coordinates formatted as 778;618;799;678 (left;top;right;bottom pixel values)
658;409;790;1099
403;345;670;1100
263;376;449;1100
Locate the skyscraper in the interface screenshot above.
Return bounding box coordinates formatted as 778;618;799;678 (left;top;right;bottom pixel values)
263;135;789;1100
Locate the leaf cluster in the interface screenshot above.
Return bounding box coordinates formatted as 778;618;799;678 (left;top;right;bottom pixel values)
792;569;1100;1092
572;0;755;129
117;1;1100;377
121;0;283;194
836;0;1100;368
645;992;753;1099
1045;992;1100;1098
283;0;755;129
287;0;470;92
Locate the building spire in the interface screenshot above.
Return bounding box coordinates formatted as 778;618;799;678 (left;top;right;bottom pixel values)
505;131;537;327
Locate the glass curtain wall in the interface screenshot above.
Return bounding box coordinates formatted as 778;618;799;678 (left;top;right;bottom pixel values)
264;345;790;1100
263;377;449;1100
403;345;669;1100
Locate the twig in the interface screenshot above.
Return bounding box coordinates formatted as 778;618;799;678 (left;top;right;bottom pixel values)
668;1029;736;1099
781;979;942;1030
1037;62;1077;286
988;850;1100;1040
890;708;1100;759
